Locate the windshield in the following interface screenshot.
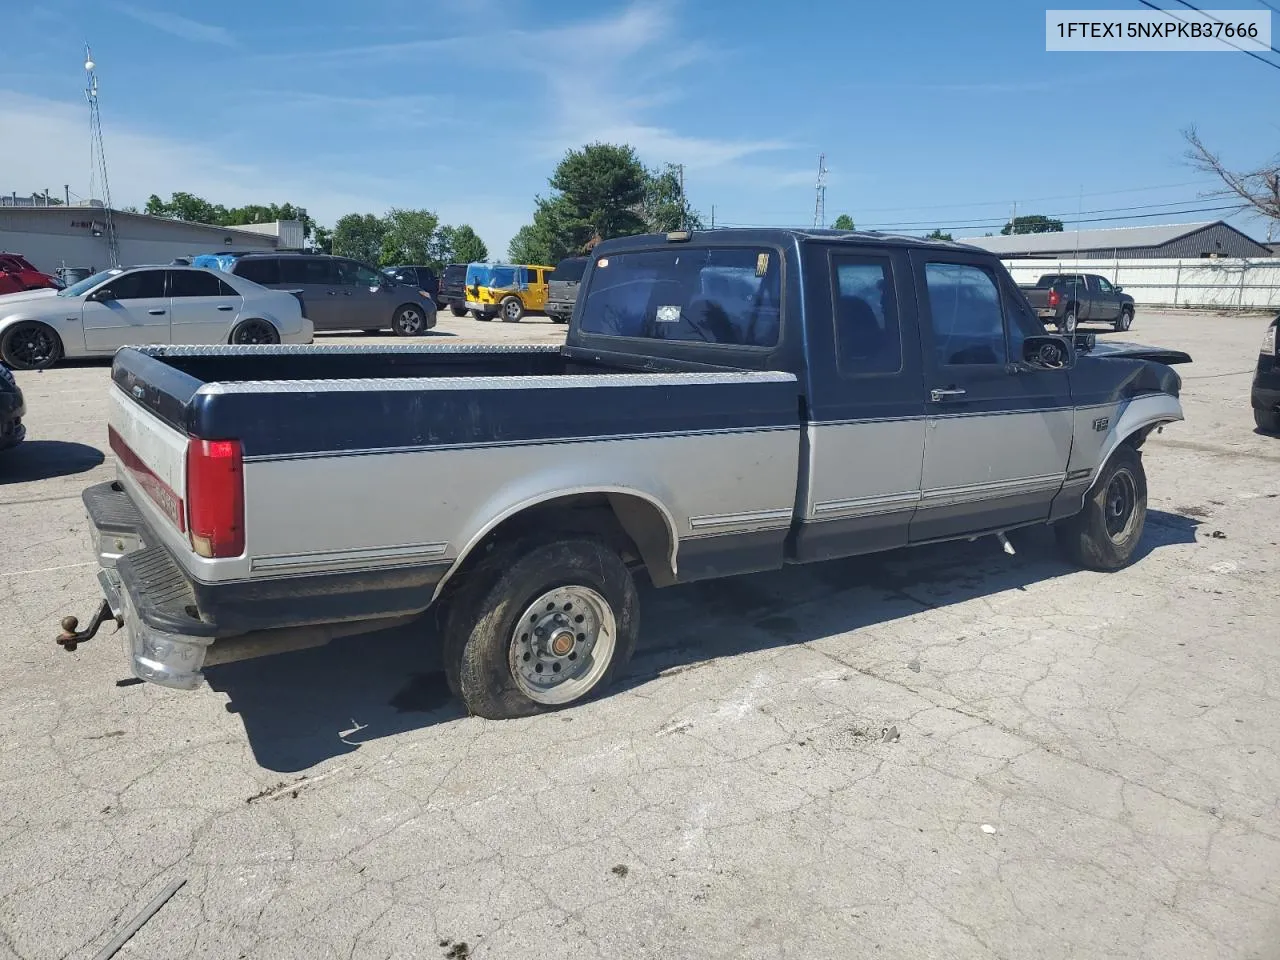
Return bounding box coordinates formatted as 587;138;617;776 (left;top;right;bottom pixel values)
489;266;518;288
59;268;121;297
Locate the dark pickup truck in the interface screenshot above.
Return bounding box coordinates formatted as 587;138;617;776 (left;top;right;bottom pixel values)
64;228;1190;720
1253;316;1279;434
1020;273;1135;334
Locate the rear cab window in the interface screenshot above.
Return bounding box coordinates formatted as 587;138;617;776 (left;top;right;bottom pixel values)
550;258;588;283
830;254;902;376
577;245;781;347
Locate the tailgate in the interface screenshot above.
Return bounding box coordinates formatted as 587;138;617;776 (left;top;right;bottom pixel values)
108;385;190;538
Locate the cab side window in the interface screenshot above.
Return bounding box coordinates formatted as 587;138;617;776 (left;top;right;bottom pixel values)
924;262;1006;366
830;255;902;375
100;269;167;300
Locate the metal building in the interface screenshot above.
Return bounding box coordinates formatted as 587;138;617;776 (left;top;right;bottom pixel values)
960;220;1270;260
0;204;304;275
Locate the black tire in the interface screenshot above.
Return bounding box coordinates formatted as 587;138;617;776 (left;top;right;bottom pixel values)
443;537;639;720
549;314;569;325
1055;444;1147;571
229;319;280;345
0;321;63;370
391;304;427;336
472;310;492;321
499;296;524;323
1060;309;1078;334
1114;308;1133;333
1254;407;1280;435
449;304;467;317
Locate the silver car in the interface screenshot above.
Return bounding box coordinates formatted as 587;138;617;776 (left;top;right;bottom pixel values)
226;254;438;336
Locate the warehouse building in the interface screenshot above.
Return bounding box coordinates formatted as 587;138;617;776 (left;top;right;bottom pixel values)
960;220;1269;260
0;203;305;277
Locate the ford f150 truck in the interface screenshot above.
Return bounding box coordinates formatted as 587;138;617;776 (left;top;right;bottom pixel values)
1019;273;1136;334
61;228;1190;720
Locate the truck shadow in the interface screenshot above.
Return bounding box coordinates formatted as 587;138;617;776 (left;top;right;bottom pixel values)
206;511;1199;773
0;440;105;483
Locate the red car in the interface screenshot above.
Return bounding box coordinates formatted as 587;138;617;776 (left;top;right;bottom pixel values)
0;253;59;292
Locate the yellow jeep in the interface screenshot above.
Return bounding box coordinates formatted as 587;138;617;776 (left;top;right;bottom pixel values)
465;263;552;322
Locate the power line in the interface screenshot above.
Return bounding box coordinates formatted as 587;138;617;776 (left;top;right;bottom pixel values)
848;193;1233;230
1136;0;1280;71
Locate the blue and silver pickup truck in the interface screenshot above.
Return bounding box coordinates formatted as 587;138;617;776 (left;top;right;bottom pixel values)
61;228;1190;719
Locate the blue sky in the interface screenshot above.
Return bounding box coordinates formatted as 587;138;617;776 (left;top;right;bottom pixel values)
0;0;1272;255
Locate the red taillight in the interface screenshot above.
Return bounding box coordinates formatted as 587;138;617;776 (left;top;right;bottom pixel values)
1048;289;1060;307
186;438;245;559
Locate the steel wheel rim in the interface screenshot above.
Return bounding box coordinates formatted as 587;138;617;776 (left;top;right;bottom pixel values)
1121;312;1131;330
9;325;54;366
1064;313;1077;333
510;585;616;705
504;300;520;320
1104;467;1138;542
399;308;422;333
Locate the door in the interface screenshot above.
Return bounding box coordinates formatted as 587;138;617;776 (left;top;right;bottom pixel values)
334;259;395;331
1091;275;1121;320
908;253;1074;543
522;267;548;312
792;245;927;562
81;268;170;351
279;257;340;330
168;269;242;344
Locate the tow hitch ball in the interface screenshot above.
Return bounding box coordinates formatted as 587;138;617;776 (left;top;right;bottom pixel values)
57;599;122;652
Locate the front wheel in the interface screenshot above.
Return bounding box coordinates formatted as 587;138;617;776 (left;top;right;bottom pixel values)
0;321;63;370
1055;444;1147;571
1114;308;1133;333
1255;406;1280;435
472;310;491;321
230;319;280;345
549;314;569;325
391;305;426;336
450;304;467;317
443;538;639;719
1060;309;1078;335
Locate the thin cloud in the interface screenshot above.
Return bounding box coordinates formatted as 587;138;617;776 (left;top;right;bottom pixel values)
113;4;235;47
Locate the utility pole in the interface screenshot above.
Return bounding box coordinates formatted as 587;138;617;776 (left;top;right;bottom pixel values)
812;154;827;229
710;204;715;229
1009;200;1017;235
64;184;70;206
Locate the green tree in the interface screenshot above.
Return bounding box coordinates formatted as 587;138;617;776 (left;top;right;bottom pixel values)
145;191;227;224
832;213;855;230
925;228;954;241
312;226;333;254
378;208;440;266
507;222;556;266
1001;214;1064;236
436;224;488;264
642;164;702;232
331;213;387;264
546;143;648;251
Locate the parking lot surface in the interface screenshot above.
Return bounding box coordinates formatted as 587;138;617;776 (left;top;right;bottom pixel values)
2;310;1278;960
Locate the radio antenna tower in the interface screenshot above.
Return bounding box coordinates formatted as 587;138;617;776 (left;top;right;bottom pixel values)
812;153;827;229
84;45;119;266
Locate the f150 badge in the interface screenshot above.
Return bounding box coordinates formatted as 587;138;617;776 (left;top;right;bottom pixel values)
1093;417;1110;432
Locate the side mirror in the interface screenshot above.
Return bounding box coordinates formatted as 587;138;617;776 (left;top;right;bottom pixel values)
1114;285;1123;292
88;288;114;302
1022;335;1074;371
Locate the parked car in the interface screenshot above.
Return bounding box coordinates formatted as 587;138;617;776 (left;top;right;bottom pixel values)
440;263;469;316
0;265;311;370
545;256;589;324
1019;273;1135;333
0;253;59;292
466;263;552;321
207;253;436;336
0;362;24;451
382;265;441;307
1252;316;1279;434
66;228;1191;720
0;272;24;297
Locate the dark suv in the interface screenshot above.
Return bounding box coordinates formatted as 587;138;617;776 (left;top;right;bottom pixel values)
439;263;469;316
1253;316;1279;434
382;265;441;306
222;254;437;336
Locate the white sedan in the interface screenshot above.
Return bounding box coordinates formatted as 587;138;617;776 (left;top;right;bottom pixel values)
0;265;313;369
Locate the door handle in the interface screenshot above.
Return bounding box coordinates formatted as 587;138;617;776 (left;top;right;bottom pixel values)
147;309;166;315
216;305;233;311
929;387;967;402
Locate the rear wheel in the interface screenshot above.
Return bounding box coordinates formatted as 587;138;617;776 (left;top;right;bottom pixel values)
443;537;639;719
1061;309;1078;334
1114;308;1133;332
229;319;280;345
500;296;525;322
1255;406;1280;434
1;321;63;370
450;304;467;317
1055;444;1147;571
472;310;491;321
392;304;426;336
